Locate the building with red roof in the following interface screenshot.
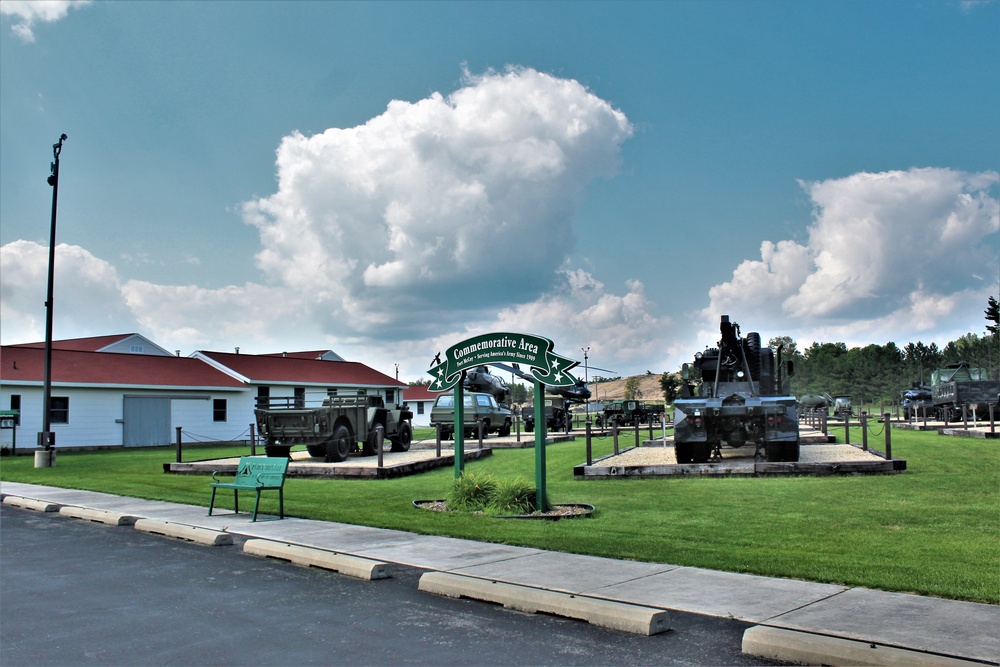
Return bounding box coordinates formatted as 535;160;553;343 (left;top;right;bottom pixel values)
1;334;408;450
402;383;436;426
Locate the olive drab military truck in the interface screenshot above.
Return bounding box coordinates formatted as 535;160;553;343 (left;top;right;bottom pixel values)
929;362;1000;420
255;395;413;462
673;315;800;463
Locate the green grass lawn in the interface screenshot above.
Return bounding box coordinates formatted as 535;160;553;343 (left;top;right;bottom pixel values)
2;427;997;604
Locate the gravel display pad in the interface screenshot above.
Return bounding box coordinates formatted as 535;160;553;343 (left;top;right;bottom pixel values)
576;443;904;477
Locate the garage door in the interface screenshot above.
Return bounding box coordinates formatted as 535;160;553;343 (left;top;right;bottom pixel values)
123;396;170;447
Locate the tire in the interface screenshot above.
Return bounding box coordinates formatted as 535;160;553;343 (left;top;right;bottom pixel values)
325;424;352;463
306;444;326;458
390;422;412;452
499;421;511;437
745;332;761;380
362;424;384;456
525;421;534;433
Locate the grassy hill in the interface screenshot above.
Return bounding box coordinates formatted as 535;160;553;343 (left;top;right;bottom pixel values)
588;373;665;404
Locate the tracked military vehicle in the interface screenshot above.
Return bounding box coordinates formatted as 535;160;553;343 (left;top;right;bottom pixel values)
255;395;413;462
673;316;799;463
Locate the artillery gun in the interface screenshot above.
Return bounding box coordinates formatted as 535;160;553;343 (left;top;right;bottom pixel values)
673;315;799;463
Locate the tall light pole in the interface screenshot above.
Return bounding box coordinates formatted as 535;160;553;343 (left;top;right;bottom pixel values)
38;133;67;466
581;346;590;423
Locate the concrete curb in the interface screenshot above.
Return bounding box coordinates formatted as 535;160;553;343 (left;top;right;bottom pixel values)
2;495;61;512
243;539;391;580
742;625;987;666
418;571;670;636
133;519;233;546
59;506;138;526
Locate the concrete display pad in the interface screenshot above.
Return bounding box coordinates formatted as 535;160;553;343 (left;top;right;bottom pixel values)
165;446;492;479
575;442;906;478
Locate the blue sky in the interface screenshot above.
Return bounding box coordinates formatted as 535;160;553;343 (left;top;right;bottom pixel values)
2;0;997;382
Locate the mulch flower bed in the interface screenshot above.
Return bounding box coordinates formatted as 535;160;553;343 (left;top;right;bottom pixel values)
413;500;594;519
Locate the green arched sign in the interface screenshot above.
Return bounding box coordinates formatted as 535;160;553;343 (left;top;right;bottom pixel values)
429;332;580;512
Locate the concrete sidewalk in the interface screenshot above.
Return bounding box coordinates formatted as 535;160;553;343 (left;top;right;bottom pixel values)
2;481;997;666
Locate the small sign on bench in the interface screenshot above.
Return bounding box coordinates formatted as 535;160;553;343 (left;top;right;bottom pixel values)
208;456;288;522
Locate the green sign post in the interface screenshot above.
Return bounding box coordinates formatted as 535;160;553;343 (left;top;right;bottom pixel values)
429;332;579;512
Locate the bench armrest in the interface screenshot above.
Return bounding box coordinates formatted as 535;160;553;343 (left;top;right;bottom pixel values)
211;470;228;482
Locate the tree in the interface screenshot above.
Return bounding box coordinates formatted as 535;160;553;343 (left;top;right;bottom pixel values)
509;382;529;404
624;377;642;400
986;296;999;336
659;372;680;404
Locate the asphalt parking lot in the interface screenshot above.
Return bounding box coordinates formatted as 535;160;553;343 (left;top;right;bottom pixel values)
1;505;783;666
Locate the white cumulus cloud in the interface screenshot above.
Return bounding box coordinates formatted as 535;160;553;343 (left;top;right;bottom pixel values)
1;0;90;42
702;167;999;350
0;240;137;340
242;66;634;341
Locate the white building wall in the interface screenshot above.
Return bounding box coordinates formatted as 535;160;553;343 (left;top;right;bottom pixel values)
408;399;433;427
0;385;250;449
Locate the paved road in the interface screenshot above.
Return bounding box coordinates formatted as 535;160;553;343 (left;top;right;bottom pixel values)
1;506;782;667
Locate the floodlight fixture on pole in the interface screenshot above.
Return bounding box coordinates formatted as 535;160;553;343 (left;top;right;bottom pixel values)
40;134;67;458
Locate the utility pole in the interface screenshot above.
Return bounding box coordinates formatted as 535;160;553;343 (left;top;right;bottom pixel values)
38;134;67;468
581;346;590;423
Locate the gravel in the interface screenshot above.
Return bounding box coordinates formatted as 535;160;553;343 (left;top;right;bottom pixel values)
596;443;887;468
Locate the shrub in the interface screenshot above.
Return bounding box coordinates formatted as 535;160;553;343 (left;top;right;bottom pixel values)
447;472;496;511
487;476;536;515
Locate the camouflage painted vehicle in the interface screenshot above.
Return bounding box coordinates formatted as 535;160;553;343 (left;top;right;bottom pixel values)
255;395;413;462
673;315;799;463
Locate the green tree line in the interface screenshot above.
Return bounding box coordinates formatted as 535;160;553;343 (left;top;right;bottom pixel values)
660;297;999;405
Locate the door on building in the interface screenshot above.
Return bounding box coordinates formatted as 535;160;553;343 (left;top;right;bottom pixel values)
123;397;171;447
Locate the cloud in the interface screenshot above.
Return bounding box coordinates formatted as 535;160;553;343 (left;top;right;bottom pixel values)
0;240;137;339
428;268;668;376
3;67;657;377
702;167;999;349
242;66;633;341
1;0;91;43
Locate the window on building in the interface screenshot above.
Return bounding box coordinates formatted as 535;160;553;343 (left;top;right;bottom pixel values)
417;402;425;415
213;399;227;422
10;395;21;425
49;397;69;424
385;389;395;403
256;386;270;408
327;387;338;397
129;344;144;353
294;387;305;408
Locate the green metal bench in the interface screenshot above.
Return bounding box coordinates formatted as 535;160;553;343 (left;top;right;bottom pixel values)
208;456;289;522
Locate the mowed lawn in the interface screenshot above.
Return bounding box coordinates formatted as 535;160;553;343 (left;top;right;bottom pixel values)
2;427;997;604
